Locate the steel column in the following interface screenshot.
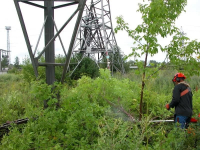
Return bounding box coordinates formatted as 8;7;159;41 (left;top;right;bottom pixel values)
44;1;55;85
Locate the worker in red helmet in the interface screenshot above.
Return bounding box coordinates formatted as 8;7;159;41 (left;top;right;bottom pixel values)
165;73;193;129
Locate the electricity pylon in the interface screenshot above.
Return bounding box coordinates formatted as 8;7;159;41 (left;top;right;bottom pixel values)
69;0;125;76
14;0;124;87
14;0;87;85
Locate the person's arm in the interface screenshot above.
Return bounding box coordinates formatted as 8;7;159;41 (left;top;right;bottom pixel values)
169;85;181;108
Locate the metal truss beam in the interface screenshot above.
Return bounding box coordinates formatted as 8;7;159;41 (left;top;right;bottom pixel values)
13;0;86;84
70;0;125;75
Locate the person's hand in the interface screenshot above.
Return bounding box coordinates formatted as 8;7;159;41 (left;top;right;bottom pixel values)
165;104;170;110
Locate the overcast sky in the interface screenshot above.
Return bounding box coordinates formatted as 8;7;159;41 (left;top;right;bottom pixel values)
0;0;200;64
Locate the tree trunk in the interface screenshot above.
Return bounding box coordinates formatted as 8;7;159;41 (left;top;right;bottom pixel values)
139;51;148;120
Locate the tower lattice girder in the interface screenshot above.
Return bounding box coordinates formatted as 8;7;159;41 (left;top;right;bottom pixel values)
14;0;124;86
70;0;125;75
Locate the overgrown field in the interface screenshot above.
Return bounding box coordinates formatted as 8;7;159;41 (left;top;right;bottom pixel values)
0;69;200;149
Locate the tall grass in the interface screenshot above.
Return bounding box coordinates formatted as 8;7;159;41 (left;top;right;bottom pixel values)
0;70;200;149
115;69;198;94
0;74;22;82
0;73;43;124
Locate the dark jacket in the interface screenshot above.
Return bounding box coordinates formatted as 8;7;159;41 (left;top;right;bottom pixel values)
169;82;193;117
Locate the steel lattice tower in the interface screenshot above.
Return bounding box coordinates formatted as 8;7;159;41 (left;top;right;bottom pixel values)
69;0;125;76
14;0;87;85
14;0;124;86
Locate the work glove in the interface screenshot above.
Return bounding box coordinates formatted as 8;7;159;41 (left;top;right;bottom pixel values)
165;104;170;110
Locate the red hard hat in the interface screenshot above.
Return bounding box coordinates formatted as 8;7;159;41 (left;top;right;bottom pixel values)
172;73;186;82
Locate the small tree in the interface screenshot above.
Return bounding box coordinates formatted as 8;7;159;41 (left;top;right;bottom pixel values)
70;57;100;80
14;57;20;69
115;0;200;120
1;56;9;70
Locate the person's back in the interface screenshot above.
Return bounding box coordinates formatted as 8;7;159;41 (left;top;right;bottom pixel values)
171;82;193;117
165;73;193;128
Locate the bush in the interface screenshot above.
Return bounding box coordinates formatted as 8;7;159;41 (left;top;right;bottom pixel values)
1;69;200;149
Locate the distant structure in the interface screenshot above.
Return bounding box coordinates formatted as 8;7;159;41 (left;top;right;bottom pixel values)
0;49;8;71
5;26;11;64
70;0;125;75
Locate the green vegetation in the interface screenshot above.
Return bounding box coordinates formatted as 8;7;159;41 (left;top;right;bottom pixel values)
70;57;100;80
115;0;200;120
1;0;200;149
1;56;9;70
0;69;200;149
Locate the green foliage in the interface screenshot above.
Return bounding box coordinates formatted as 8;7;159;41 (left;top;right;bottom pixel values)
167;38;200;77
114;0;200;120
123;60;135;73
7;67;21;74
0;76;44;124
55;54;66;82
1;1;200;147
115;0;187;60
1;56;9;69
21;57;39;82
0;70;200;149
13;57;20;69
0;74;21;83
70;57;100;80
2;0;200;148
20;54;100;83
